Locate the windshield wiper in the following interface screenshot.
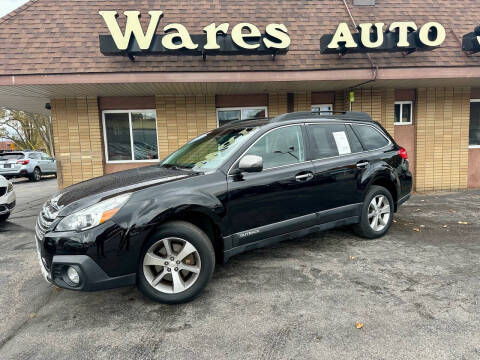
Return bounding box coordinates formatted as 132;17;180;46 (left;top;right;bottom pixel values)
162;164;192;170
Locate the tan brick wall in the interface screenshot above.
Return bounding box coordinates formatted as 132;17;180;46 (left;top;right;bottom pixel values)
268;93;287;117
349;88;395;137
156;95;216;159
50;97;104;189
415;87;470;192
294;91;311;112
334;90;348;113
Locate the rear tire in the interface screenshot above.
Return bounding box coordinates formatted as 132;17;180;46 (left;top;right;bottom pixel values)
30;167;41;182
354;185;394;239
137;221;215;304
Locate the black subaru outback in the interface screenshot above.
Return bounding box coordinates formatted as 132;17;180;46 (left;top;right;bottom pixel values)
35;111;412;304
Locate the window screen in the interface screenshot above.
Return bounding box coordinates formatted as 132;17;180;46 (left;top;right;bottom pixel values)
470;101;480;146
104;110;158;162
353;125;389;151
217;108;266;127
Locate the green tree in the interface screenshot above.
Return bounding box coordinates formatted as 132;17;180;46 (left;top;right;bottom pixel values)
0;108;54;156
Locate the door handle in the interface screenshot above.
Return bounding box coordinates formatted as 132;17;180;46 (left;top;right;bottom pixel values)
356;161;369;169
295;172;314;182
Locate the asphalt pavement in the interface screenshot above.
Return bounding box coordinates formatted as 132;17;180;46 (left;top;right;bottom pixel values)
0;178;479;360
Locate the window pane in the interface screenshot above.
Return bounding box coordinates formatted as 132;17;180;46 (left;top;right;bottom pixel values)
132;111;158;160
470;102;480;145
246;126;304;169
218;110;241;127
312;104;333;114
242;108;266;120
0;153;24;160
309;124;352;159
394;104;400;123
402;103;412;123
346;125;363;153
353;125;389;151
105;113;132;161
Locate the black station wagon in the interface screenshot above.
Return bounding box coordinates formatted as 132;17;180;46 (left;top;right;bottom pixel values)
35;111;412;303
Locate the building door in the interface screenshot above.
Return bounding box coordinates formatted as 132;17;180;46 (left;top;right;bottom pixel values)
394;100;416;189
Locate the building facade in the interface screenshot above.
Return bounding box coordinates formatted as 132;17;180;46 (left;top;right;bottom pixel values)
0;0;479;191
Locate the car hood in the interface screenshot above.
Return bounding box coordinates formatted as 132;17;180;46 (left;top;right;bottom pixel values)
53;165;197;213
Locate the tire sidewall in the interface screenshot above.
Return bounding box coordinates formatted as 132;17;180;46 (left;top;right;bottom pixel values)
137;221;215;304
359;186;394;238
31;167;41;182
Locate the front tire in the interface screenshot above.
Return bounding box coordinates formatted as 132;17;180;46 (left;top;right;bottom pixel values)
137;221;215;304
354;185;394;239
30;167;41;182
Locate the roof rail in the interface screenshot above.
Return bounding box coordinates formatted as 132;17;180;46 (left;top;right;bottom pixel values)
271;111;373;122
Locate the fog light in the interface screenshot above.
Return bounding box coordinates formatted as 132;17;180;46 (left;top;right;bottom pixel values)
66;266;80;285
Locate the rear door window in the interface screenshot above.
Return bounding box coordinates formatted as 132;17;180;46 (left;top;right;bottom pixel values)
29;153;41;160
308;124;358;159
352;124;389;151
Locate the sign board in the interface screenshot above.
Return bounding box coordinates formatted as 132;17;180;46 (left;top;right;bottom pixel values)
320;21;446;55
99;11;290;58
462;26;480;54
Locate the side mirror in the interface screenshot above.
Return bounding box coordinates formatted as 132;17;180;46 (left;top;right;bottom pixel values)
238;155;263;173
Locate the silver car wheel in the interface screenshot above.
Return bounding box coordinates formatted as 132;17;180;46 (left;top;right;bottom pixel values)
368;195;391;232
34;168;41;181
143;237;201;294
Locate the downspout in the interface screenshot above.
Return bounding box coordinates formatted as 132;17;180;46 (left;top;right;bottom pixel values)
341;0;379;110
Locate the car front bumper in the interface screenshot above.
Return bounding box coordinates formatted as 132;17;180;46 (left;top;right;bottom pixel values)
35;216;140;291
0;190;16;215
47;255;136;291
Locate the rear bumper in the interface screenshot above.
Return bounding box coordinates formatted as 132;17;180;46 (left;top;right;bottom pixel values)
48;255;136;291
0;168;30;177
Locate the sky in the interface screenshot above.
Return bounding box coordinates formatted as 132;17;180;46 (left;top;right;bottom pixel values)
0;0;29;18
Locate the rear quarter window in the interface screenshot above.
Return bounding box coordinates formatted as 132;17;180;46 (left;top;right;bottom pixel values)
353;125;389;151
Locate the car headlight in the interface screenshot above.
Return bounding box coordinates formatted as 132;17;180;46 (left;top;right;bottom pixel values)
7;182;13;193
55;193;131;232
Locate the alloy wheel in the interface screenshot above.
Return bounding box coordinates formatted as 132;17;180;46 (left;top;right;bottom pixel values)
368;195;390;232
34;168;41;181
143;237;201;294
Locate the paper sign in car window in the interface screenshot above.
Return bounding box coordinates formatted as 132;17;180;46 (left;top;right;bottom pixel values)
332;131;351;155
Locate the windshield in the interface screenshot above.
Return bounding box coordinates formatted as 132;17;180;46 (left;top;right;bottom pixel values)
161;125;261;171
0;153;24;161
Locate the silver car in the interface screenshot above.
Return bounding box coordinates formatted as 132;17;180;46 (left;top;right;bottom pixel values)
0;151;56;181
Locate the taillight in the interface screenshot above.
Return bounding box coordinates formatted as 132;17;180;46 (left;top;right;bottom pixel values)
17;159;29;165
398;147;408;160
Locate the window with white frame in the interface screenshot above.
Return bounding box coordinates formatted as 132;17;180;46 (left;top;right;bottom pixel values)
470;100;480;147
216;107;267;127
103;110;158;162
394;101;413;125
311;104;333;114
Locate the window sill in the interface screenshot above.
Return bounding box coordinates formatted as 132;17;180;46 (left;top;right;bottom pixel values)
394;122;413;126
105;160;160;164
468;145;480;149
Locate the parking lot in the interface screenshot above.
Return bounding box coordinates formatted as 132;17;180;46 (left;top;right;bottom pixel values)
0;178;479;360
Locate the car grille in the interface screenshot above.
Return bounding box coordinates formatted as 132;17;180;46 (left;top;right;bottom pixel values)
0;187;6;197
35;200;59;271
